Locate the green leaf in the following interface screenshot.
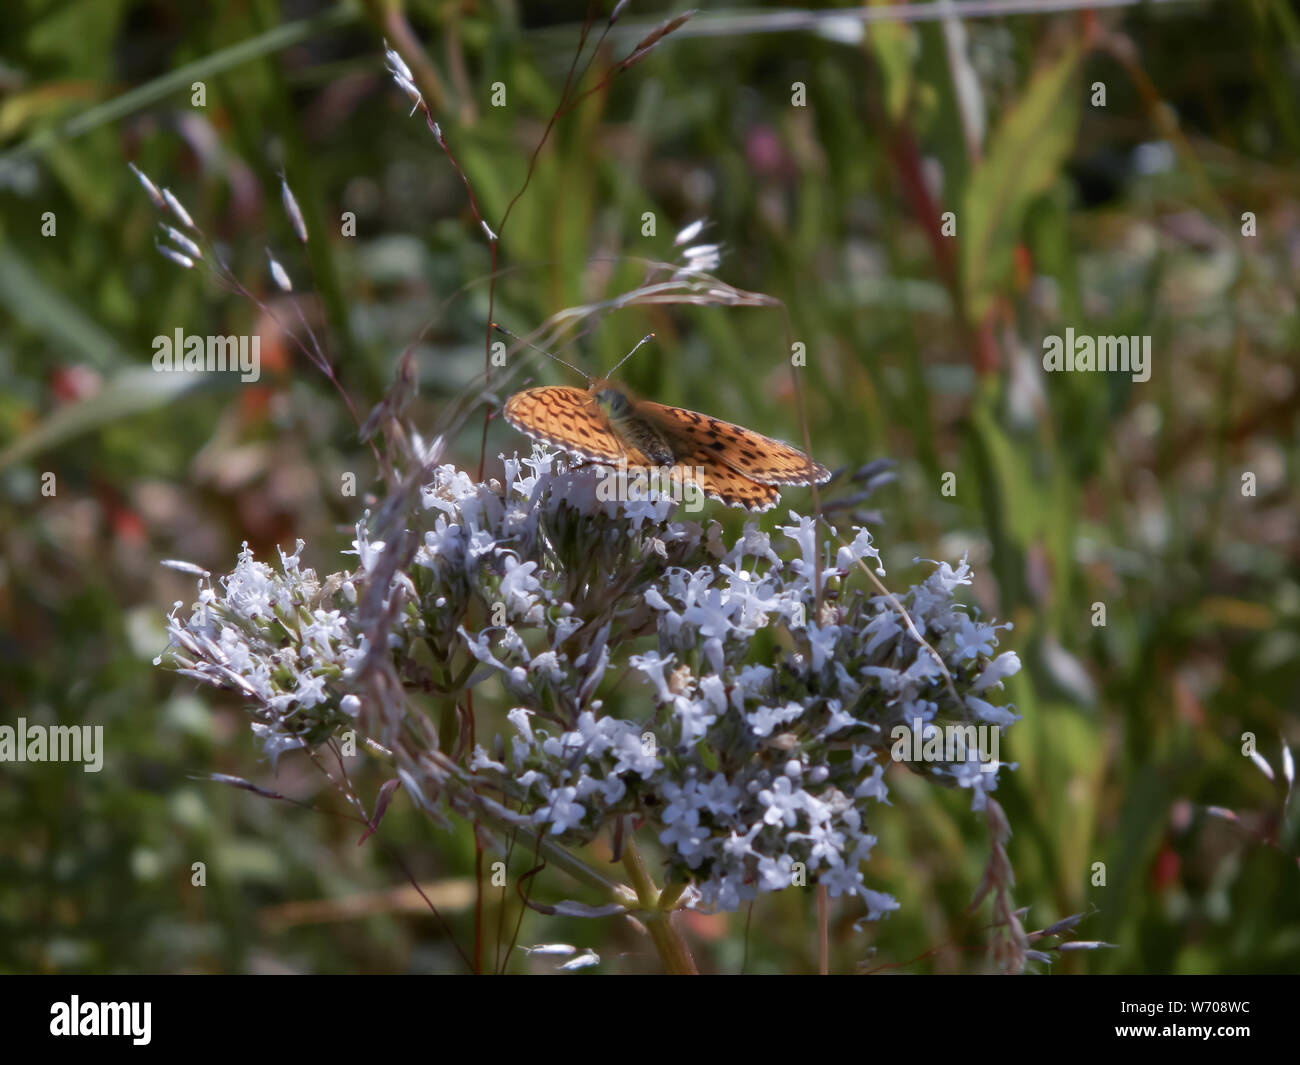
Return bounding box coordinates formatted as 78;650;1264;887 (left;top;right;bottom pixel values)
0;246;124;370
0;368;202;470
866;0;915;124
961;48;1081;319
0;4;355;167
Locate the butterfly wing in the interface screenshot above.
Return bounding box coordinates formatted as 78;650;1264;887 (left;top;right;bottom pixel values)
671;441;781;511
506;387;807;511
639;401;831;486
504;386;627;464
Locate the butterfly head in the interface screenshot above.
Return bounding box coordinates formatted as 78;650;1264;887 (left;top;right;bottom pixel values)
590;379;633;420
589;380;679;467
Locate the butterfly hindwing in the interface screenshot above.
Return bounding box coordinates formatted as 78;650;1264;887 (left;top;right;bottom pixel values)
673;440;780;511
638;401;831;487
504;386;627;464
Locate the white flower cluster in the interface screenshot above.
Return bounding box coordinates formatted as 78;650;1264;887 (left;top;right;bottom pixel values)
157;447;1021;918
155;542;369;764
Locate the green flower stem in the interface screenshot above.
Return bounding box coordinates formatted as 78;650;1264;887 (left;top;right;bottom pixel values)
658;879;689;911
621;838;698;975
378;745;700;971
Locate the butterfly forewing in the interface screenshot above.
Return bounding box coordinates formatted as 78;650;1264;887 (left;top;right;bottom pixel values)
503;386;627;464
637;401;831;487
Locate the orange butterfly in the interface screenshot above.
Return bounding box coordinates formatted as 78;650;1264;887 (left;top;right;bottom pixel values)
497;326;830;511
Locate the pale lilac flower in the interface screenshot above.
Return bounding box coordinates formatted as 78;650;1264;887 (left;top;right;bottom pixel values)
758;776;804;828
971;650;1021;692
537;786;586;834
747;701;804;738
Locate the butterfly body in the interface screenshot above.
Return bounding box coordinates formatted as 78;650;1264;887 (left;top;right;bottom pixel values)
591;381;677;467
504;378;830;512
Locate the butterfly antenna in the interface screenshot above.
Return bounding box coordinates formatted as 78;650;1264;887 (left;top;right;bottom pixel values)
606;333;656;380
491;323;591;385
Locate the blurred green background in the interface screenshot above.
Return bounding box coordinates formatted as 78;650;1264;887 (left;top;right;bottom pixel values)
1;0;1297;974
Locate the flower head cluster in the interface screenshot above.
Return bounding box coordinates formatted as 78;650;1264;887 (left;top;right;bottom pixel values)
157;447;1020;916
156;542;369;763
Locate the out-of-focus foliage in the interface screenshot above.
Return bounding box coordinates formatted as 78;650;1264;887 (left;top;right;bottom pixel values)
0;0;1296;974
